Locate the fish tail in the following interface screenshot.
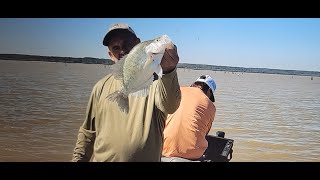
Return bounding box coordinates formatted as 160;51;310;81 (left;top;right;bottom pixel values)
106;90;129;113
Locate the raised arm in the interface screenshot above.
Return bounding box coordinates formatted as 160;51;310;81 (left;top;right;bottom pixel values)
155;44;181;114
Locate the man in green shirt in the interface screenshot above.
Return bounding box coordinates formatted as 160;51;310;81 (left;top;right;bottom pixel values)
72;23;181;162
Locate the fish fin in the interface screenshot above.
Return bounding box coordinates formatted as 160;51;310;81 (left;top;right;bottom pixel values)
143;55;154;70
152;53;163;65
110;55;127;79
143;53;163;80
155;65;163;78
106;90;129;113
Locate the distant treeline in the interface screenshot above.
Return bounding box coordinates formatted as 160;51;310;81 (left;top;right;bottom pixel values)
177;63;320;77
178;63;320;77
1;54;319;77
0;54;115;65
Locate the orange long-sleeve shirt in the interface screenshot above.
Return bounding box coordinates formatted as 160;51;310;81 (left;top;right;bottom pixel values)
162;86;216;160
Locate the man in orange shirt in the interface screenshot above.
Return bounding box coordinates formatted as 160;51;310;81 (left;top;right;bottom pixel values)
162;75;216;162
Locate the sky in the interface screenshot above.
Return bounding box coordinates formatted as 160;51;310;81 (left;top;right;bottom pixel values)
0;18;320;72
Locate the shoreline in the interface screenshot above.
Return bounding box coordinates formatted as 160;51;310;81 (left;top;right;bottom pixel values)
1;53;319;77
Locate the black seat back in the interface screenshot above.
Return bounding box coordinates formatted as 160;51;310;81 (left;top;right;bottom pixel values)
203;134;234;162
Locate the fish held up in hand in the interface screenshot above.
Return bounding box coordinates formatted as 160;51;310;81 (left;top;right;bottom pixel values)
107;34;173;113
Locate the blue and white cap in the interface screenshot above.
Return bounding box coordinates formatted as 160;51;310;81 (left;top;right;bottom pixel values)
195;75;216;102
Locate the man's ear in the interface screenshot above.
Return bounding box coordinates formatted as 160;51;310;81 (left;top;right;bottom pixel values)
108;51;116;59
206;89;211;99
108;51;117;62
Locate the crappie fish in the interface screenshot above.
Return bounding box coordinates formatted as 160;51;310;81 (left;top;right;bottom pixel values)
107;34;173;113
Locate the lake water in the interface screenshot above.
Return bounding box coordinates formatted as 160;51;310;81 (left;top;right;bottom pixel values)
0;60;319;162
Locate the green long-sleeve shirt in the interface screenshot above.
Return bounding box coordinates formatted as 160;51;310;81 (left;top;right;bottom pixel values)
72;69;181;162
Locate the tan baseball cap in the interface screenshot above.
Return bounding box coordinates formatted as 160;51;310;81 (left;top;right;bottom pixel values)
103;23;137;46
